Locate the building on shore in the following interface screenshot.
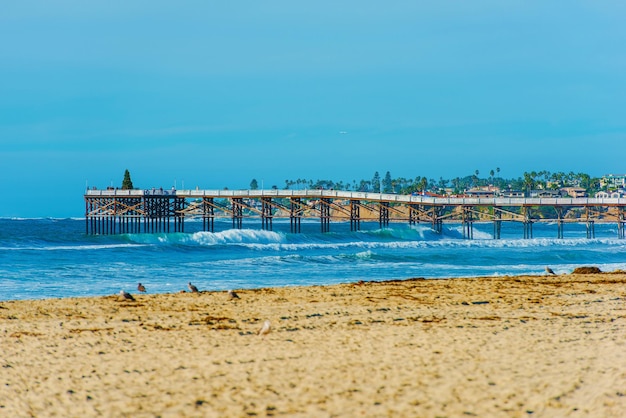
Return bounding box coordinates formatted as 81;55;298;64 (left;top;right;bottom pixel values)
530;189;565;198
561;187;588;198
600;174;626;189
596;190;626;199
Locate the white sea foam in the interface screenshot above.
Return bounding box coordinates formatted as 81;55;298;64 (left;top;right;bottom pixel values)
190;229;284;245
125;229;285;246
355;250;373;259
185;234;626;253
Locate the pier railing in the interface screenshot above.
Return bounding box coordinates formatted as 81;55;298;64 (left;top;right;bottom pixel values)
85;189;626;207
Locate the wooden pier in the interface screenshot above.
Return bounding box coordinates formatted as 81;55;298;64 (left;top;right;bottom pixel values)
85;189;626;239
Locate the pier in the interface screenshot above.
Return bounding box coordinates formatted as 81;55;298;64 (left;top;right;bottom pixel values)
85;189;626;239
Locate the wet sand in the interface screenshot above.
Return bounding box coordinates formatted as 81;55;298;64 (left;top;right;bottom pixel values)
1;273;625;417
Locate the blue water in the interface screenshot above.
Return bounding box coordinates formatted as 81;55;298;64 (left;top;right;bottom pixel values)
1;218;625;301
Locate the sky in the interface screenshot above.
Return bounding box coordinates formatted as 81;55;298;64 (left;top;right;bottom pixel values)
1;1;625;217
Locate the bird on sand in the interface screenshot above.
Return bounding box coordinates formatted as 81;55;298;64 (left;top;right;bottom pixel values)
545;266;556;275
120;290;135;301
227;289;240;299
137;283;146;293
258;320;271;337
188;282;199;293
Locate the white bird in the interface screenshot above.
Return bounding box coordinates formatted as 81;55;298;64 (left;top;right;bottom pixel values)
137;283;146;293
188;282;199;293
228;289;240;299
120;290;135;301
258;320;271;337
545;266;556;275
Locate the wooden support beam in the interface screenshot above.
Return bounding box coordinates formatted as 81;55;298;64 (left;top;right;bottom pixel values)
350;200;361;231
462;206;474;240
261;198;273;231
232;198;243;229
493;207;502;239
431;206;443;234
555;206;564;239
379;202;390;228
203;197;215;232
408;204;419;226
290;198;302;233
320;198;331;233
523;206;534;239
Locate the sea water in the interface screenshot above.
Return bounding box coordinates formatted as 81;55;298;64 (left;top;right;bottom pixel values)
1;217;625;301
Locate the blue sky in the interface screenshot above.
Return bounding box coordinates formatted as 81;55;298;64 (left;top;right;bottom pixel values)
1;1;625;217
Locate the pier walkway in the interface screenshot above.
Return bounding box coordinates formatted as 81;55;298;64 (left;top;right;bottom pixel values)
84;189;626;239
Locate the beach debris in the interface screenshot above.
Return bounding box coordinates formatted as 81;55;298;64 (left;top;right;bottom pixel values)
572;266;602;274
119;290;135;301
545;266;556;275
258;320;271;337
227;289;240;299
188;282;199;293
137;283;146;293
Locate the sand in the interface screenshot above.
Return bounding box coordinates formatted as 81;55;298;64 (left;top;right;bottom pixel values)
1;274;625;417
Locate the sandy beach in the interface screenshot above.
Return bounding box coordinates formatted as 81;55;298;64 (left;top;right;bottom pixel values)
1;273;625;417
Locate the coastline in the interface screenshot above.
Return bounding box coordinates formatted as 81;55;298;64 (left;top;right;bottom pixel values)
2;274;625;417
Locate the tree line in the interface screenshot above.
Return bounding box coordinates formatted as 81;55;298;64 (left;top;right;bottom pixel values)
250;169;604;196
119;169;604;196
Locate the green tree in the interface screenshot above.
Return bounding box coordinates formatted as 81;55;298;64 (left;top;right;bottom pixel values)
418;177;428;192
523;172;536;194
382;171;393;193
372;171;381;193
250;179;259;190
122;169;134;190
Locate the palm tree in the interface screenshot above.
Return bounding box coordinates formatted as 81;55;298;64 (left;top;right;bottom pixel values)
523;172;536;195
419;177;428;192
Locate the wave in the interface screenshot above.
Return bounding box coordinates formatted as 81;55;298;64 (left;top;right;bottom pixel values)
125;229;286;246
3;218;625;256
0;217;85;221
100;225;626;253
0;243;147;252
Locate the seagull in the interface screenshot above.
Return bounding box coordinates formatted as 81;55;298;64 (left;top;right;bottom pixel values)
188;282;199;293
228;289;240;299
545;266;556;275
258;320;271;337
137;283;146;293
120;290;135;301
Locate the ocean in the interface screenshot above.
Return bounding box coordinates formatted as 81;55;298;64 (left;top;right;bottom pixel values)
1;217;625;301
